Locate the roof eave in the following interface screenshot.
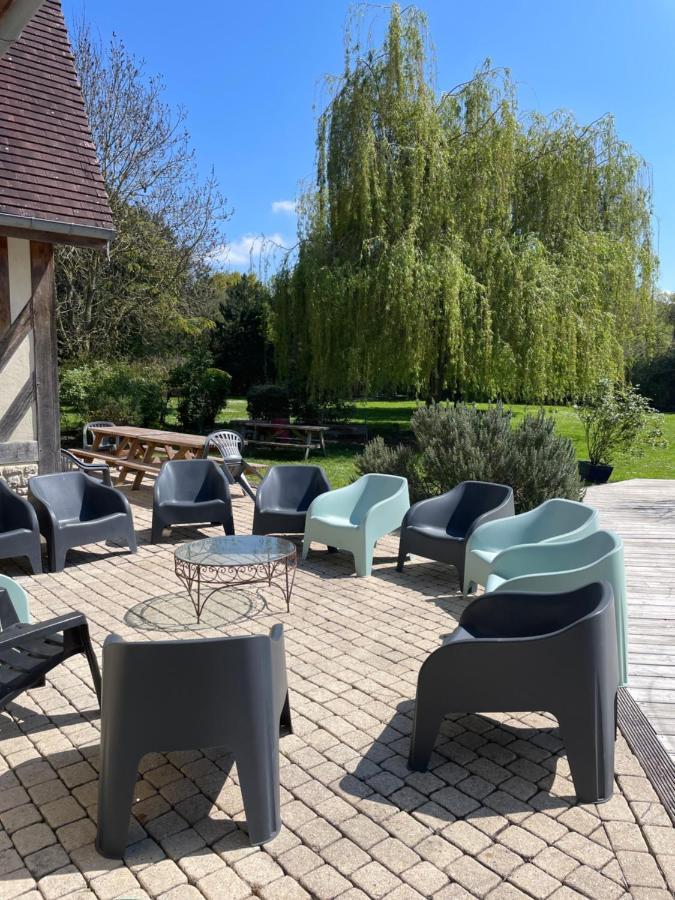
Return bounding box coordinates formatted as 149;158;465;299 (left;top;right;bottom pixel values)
0;211;115;248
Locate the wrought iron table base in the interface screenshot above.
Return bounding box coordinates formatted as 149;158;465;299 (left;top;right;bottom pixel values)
175;554;296;623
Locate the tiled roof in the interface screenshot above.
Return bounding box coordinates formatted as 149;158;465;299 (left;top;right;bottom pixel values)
0;0;114;239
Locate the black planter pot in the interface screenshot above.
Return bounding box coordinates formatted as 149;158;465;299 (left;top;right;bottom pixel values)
578;461;613;485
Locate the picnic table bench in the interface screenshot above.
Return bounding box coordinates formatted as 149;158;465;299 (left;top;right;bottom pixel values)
71;426;267;490
230;420;328;460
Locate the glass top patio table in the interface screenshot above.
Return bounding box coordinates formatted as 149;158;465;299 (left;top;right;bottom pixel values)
174;535;297;621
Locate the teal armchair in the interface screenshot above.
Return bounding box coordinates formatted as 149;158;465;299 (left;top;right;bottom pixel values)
302;474;410;576
485;530;628;686
0;574;30;624
464;498;599;595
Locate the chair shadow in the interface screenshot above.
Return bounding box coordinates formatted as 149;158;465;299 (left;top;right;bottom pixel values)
0;736;246;879
339;700;571;824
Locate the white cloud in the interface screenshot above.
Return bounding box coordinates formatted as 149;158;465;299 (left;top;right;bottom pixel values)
208;233;287;270
272;199;296;215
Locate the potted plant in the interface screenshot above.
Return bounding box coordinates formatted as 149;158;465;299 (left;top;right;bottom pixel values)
575;378;666;484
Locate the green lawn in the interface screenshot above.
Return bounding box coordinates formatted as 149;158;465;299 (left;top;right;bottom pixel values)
62;397;674;489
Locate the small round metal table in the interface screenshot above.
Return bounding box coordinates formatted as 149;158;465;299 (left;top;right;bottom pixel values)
174;535;297;622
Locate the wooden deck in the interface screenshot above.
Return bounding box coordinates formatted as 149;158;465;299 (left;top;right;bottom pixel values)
586;479;675;762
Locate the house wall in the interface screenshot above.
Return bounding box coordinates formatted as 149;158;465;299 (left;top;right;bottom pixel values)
0;235;59;492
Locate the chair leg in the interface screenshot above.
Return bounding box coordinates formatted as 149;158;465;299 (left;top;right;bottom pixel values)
126;523;137;554
396;538;408;572
557;691;617;803
280;691;293;735
49;539;67;573
223;511;235;536
301;537;310;560
236;745;281;845
77;625;102;705
238;475;256;501
408;697;445;772
27;542;43;575
96;746;141;859
353;544;374;577
150;516;165;544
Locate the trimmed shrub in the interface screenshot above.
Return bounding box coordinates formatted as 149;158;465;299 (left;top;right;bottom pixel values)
170;353;231;433
247;384;291;420
355;403;584;512
354;436;427;502
292;396;356;425
60;360;168;428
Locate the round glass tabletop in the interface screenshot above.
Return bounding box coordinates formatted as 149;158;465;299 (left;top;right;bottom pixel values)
174;535;296;568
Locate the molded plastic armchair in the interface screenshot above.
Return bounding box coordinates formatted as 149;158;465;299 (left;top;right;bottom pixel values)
83;421;118;451
0;574;30;623
397;481;514;585
464;498;599;595
96;624;291;858
61;449;112;487
302;474;410;577
203;430;256;500
0;478;42;574
409;582;619;803
151;459;234;543
28;472;137;573
0;588;101;712
485;530;628;686
253;465;331;536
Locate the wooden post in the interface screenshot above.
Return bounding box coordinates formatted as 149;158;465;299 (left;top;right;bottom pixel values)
31;241;60;474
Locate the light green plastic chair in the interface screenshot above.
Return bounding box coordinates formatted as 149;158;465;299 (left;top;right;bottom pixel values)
485;530;628;686
302;474;410;577
464;498;599;595
0;574;31;623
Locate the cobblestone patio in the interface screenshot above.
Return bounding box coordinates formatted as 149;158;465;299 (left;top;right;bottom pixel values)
1;487;674;900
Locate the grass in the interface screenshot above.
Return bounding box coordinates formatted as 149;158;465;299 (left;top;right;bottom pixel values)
62;397;674;489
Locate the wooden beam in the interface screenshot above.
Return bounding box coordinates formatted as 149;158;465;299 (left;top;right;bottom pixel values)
0;236;9;335
0;300;32;366
30;241;60;474
0;376;34;441
0;440;38;464
0;224;109;250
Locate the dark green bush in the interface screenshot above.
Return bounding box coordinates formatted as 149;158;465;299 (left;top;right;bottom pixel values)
292;396;356;425
247;384;291;420
170;353;231;433
60;360;168;427
629;348;675;412
355;403;584;511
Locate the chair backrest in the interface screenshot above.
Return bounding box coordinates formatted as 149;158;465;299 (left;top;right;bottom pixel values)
521;498;596;543
203;430;243;462
0;576;29;624
448;481;513;535
29;472;89;520
101;625;287;750
83;421;115;449
258;465;330;512
0;477;28;531
156;459;226;503
461;581;611;640
351;474;407;522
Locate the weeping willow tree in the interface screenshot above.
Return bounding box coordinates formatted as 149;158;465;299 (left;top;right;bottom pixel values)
274;5;660;403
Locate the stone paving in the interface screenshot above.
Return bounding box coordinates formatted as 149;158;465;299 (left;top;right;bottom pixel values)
1;486;674;900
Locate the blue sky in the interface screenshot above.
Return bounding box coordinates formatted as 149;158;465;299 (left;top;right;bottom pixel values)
63;0;675;289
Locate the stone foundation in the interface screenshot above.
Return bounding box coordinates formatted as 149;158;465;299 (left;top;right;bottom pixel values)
0;463;38;495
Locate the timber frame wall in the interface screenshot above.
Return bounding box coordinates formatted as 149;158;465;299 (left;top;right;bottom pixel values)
0;235;60;474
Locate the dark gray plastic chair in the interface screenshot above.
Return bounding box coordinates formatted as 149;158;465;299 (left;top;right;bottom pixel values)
96;624;291;858
151;459;235;543
0;588;101;711
28;472;137;573
60;449;112;487
397;481;514;585
253;465;331;536
409;582;619;803
0;478;42;574
83;421;118;451
203;430;256;500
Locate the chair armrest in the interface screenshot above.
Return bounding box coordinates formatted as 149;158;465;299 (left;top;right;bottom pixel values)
0;612;88;648
363;482;410;533
490;541;576;580
2;489;37;530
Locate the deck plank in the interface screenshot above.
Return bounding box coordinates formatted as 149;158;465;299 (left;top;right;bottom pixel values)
586;479;675;763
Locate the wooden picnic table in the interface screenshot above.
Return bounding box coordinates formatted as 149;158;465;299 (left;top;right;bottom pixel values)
71;425;266;490
232;420;328;460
